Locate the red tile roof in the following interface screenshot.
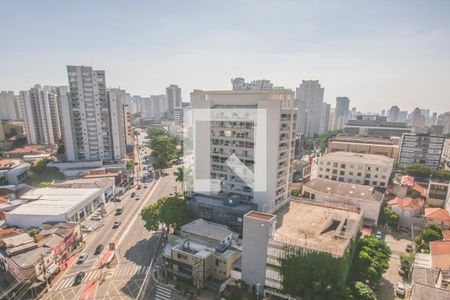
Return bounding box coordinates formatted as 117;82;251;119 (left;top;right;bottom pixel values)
8;145;43;154
430;241;450;256
387;197;425;211
413;182;428;198
425;208;450;222
0;228;16;236
401;175;415;187
0;197;9;204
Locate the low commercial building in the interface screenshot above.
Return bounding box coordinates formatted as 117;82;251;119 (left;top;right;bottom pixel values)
37;223;81;264
317;152;393;188
387;197;425;228
398;133;445;169
328;135;400;160
5;188;103;227
343;115;411;138
51;177;116;203
242;200;362;297
0;159;29;185
187;193;257;233
302;178;384;226
163;219;241;290
430;241;450;269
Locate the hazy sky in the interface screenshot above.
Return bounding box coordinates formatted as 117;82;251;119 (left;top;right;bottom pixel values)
1;0;450;113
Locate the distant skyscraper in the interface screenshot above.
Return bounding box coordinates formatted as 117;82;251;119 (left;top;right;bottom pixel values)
381;109;386;117
388;105;400;122
0;91;19;121
334;97;350;130
411;107;426;128
166;84;182;113
141;95;168;120
20;85;62;145
231;78;274;91
295;80;324;137
351;107;357;119
62;65;126;161
321;102;331;133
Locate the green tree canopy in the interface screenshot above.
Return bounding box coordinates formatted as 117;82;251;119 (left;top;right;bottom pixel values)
381;207;400;228
404;164;433;178
415;224;443;253
141;194;192;232
150;135;177;170
125;159;135;170
351;236;391;288
147;127;166;138
353;281;376;300
26;158;64;186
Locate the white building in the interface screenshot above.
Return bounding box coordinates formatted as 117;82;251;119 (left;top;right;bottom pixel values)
302;178;385;226
190;89;296;214
295;80;324;137
333;97;350;130
317;152;394;188
442;139;450;167
398;133;445;169
0;91;19;121
5;188;103;227
166;84;182;113
20;85;62;145
62;65;126;161
141;95;168;120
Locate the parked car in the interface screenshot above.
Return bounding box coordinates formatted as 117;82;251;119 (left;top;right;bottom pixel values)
135;195;141;200
406;244;412;252
144;184;148;188
94;244;104;255
91;214;101;221
113;220;121;229
131;192;136;198
375;231;383;240
82;225;93;233
77;253;88;264
395;282;405;297
73;272;85;285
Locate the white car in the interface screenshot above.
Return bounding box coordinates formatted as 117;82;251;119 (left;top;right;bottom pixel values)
395;282;405;297
91;214;101;221
77;253;88;264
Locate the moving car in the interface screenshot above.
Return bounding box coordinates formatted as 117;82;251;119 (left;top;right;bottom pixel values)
77;253;88;264
94;244;104;255
395;282;405;297
113;220;121;228
90;214;101;221
115;207;124;215
135;195;141;200
73;272;85;285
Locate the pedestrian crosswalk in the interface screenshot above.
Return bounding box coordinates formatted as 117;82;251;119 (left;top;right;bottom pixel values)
112;264;149;277
53;269;103;291
155;285;172;300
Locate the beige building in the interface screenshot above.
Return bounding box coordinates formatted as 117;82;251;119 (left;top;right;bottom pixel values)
302;178;384;226
328;135;400;160
163;219;241;290
317;152;394;188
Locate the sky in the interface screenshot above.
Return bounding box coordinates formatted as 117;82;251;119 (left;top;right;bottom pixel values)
1;0;450;113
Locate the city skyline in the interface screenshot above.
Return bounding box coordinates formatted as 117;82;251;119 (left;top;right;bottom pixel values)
1;1;450;112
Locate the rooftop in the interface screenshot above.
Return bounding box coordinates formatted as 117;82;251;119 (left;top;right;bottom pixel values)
387;197;425;211
430;241;450;256
0;159;22;170
181;219;233;243
7;145;50;155
320;151;394;166
272;200;361;256
303;178;384;202
443;230;450;241
331;135;395;145
83;172;121;179
412;267;439;286
8;188;100;216
424;208;450;222
245;211;275;221
52;178;114;191
411;282;450;300
10;246;52;268
0;232;34;248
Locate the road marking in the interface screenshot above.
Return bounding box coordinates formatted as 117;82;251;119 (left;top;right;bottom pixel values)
112;264;148;277
155;284;172;300
53;269;103;291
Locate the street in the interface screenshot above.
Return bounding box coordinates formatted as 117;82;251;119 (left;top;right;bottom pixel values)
42;129;181;300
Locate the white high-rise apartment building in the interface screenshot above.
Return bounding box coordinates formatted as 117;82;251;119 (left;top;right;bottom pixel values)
166;84;182;113
191;89;296;213
333;96;350;130
295;80;324;137
20;85;62;145
141;95;168;120
321;102;331;132
0;91;19;121
62;65;126;161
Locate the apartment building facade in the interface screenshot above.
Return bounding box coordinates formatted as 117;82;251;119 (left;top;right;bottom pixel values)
398;133;445;169
328;135;400;160
0;91;19;121
20;85;62;145
317;152;394;188
62;65;126;161
166;84;182;113
190;89;296;214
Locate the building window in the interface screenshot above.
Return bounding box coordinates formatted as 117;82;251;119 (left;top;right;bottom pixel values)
325;175;329;179
177;253;187;260
372;181;378;186
216;259;220;266
339;171;345;176
364;180;370;185
340;164;346;168
311;193;315;199
326;162;331;166
349;164;354;169
333;163;338;168
326;168;330;172
349;171;354;176
380;182;386;187
365;173;371;178
332;169;338;174
357;172;362;177
338;177;344;182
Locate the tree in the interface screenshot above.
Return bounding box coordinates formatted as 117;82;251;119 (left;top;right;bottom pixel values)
57;144;65;155
381;207;400;229
150;135;177;170
351;236;391;288
147;127;166;138
404;164;432;178
125;159;135;170
353;281;376;300
174;166;193;193
400;252;415;276
141;194;192;232
415;224;443;253
26;158;64;186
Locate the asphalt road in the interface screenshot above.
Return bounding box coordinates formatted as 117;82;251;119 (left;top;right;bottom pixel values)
42;128;181;300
